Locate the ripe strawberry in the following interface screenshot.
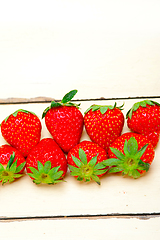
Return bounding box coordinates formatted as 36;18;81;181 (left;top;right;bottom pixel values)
104;132;155;178
126;100;160;147
26;138;67;184
42;90;84;153
84;103;124;152
67;140;108;185
1;109;42;157
0;144;26;184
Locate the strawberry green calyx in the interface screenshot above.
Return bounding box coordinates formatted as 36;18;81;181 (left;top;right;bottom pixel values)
28;161;64;184
84;102;124;114
42;89;80;118
126;100;160;119
103;137;150;179
0;152;25;185
68;148;108;185
4;109;37;123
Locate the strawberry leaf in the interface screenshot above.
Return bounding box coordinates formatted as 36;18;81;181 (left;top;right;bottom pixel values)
109;147;126;160
123;140;130;157
88;154;98;167
107;137;151;178
91;175;101;185
140;102;147;107
109;166;124;173
15;162;26;173
127;137;138;155
9;160;17;173
71;155;83;167
79;149;87;165
61;90;78;104
93;169;107;175
126;100;160;119
37;161;44;173
77;176;84;181
91;105;101;112
43;161;51;174
151;100;160;106
28;167;40;178
48;166;60;176
130;170;141;179
100;106;108;114
28;161;64;184
0;163;4;171
94;162;106;170
144;100;155;106
84;105;93;114
51;171;63;180
42;106;50;118
137;160;150;172
0;153;25;184
133;102;140;112
69;149;108;184
68;165;81;176
6;152;15;170
134;144;148;159
5;109;37;122
84;102;124;115
51;101;62;108
103;158;123;166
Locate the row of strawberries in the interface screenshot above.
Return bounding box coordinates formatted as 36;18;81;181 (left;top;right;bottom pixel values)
0;90;159;185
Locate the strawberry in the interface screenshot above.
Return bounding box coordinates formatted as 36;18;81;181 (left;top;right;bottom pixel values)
0;144;26;184
84;103;124;152
42;90;84;153
1;109;42;157
126;100;160;147
67;140;108;185
103;132;155;178
26;138;67;184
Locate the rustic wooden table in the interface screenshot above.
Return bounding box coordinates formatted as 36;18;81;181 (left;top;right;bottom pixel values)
0;1;160;239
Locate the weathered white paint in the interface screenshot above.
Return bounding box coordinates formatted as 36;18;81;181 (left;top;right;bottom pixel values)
0;1;160;236
0;99;159;218
0;0;160;99
0;217;160;240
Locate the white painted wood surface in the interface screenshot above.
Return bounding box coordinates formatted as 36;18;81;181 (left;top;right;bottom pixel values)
0;99;160;219
0;217;160;240
0;0;160;238
0;98;160;240
0;0;160;99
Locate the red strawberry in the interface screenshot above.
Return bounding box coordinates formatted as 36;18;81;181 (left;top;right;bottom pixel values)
126;100;160;147
67;140;108;185
104;132;155;178
84;103;124;152
1;109;42;157
26;138;67;184
42;90;84;153
0;144;26;184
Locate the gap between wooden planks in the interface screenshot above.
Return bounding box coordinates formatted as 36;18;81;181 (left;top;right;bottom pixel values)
0;212;160;222
0;95;160;104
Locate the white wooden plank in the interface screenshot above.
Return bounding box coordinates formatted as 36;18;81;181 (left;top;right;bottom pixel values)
0;217;160;240
0;98;160;218
0;1;160;99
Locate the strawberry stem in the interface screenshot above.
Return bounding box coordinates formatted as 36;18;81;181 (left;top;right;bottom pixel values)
103;137;150;179
42;89;80;118
126;100;160;119
4;109;37;123
28;161;64;184
0;152;25;185
84;102;124;114
68;148;108;185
